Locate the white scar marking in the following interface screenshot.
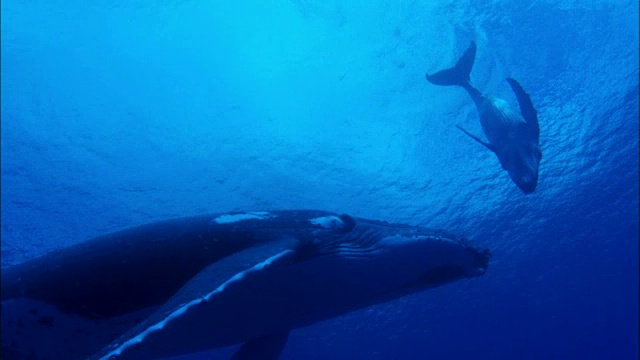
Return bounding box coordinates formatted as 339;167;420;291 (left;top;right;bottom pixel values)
309;216;344;229
98;249;295;360
212;211;272;224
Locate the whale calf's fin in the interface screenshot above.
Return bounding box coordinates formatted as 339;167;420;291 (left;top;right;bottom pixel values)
232;332;290;360
506;78;539;137
455;125;495;153
426;41;477;86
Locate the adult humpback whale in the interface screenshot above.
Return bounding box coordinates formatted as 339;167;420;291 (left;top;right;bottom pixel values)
1;210;490;360
426;41;542;194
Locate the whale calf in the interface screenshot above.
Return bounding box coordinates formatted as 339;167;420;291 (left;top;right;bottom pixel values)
426;41;542;193
1;210;489;359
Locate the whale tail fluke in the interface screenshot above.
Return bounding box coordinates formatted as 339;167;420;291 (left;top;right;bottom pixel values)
426;41;477;87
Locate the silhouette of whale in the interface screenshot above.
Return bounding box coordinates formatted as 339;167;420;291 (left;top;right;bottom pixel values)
2;210;489;359
427;41;542;194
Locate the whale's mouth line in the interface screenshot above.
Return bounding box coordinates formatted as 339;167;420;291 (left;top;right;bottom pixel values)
278;262;487;327
278;280;426;327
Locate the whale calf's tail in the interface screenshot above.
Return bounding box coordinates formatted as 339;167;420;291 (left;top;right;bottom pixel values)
426;41;477;87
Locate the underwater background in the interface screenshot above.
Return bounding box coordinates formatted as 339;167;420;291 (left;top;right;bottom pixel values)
1;1;638;359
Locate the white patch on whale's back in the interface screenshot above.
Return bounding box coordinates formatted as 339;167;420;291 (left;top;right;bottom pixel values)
309;216;344;229
212;212;273;224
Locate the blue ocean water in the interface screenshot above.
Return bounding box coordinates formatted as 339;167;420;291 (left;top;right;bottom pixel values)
1;1;638;359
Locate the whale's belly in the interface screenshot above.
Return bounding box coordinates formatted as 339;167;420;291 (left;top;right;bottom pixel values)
479;97;525;146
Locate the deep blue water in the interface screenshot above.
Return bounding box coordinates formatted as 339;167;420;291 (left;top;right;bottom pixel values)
1;1;638;359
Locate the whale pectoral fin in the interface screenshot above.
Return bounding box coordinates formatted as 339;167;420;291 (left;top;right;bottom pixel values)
506;78;539;137
455;125;496;153
232;332;290;360
89;241;299;360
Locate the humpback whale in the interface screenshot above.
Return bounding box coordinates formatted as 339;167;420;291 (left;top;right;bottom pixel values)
1;210;489;359
426;41;542;194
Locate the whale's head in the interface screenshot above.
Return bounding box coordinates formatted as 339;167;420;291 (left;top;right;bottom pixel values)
501;137;542;194
299;214;489;298
334;219;492;290
404;231;490;286
506;144;542;193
